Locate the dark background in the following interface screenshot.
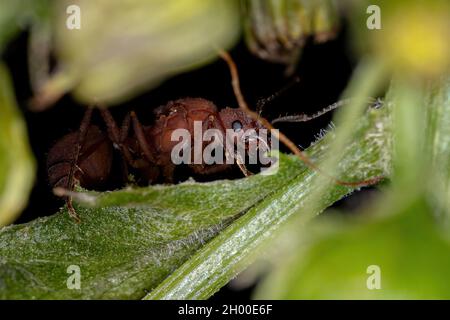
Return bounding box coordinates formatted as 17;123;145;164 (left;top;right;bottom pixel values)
2;23;377;299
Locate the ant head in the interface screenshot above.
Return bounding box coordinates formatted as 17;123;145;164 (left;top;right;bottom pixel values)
219;107;270;158
219;107;263;133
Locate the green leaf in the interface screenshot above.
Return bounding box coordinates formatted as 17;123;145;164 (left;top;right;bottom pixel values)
0;154;302;299
0;64;36;227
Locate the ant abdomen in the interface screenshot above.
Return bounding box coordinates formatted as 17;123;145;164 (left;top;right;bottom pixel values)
47;125;113;190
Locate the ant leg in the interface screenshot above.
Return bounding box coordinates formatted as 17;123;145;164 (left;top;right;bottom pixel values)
236;156;252;177
130;111;157;164
119;112;131;142
100;109;143;169
100;109;124;147
65;107;93;223
118;113;131;181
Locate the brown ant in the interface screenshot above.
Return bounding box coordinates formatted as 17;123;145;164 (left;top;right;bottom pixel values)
48;52;382;222
48;98;267;222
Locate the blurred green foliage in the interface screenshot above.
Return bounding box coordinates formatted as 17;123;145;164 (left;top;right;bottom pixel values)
0;0;50;52
350;0;450;78
0;64;35;227
255;196;450;299
242;0;339;72
39;0;240;106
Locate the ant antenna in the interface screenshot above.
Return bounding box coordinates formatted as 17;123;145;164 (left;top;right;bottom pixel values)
218;50;383;188
271;98;378;124
256;77;301;114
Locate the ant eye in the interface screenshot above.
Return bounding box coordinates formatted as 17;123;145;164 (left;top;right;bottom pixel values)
232;120;243;132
